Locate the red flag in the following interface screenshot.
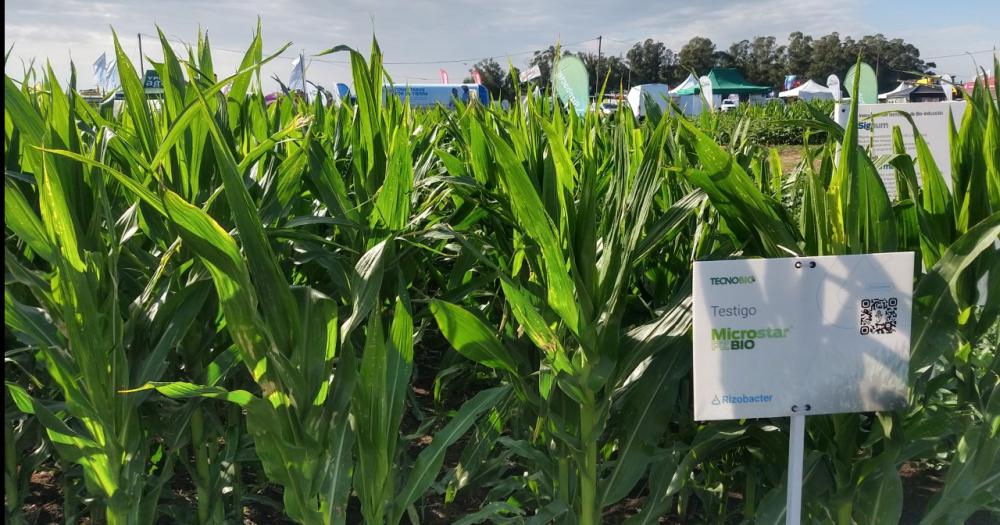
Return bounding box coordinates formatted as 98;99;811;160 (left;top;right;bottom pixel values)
472;69;482;85
439;69;449;84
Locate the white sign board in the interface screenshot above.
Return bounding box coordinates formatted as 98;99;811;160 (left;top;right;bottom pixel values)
693;253;914;421
836;101;965;198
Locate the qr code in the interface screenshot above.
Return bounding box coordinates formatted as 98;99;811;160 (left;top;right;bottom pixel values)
860;297;898;335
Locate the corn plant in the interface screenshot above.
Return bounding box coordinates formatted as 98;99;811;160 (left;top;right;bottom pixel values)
5;66;200;524
4;28;998;524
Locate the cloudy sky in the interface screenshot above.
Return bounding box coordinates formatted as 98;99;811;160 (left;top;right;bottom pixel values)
5;0;998;89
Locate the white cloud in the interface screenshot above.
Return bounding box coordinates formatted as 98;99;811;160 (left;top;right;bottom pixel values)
4;0;996;87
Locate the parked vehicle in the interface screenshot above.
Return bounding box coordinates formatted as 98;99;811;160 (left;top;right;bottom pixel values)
383;83;489;108
599;101;619;115
719;98;739;112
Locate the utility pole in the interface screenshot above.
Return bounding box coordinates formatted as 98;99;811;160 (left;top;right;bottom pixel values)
596;35;602;94
138;33;144;75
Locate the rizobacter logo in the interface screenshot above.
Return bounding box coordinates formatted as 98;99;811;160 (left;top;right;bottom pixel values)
711;327;790;350
711;393;773;405
709;275;756;286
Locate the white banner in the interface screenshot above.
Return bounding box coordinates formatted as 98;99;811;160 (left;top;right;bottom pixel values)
519;65;541;82
693;253;913;421
288;54;305;91
827;74;841;101
699;75;713;110
103;61;119;91
836;101;966;197
93;53;107;88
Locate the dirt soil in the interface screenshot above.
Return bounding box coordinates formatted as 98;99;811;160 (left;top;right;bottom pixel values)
20;461;998;524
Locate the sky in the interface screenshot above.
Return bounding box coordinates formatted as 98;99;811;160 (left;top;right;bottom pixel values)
5;0;999;90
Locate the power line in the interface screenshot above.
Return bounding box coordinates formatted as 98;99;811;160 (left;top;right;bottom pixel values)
921;48;996;60
137;32;599;66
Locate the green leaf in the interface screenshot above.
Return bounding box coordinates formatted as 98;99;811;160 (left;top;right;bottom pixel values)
112;29;158;158
122;381;256;406
600;350;688;506
677;118;801;258
429;300;520;373
353;295;414;523
910;212;1000;375
479;120;581;335
854;453;903;525
161;190;275;391
340;240;388;341
5;180;56;262
373;125;414;231
189;80;301;353
390;385;511;524
498;276;571;372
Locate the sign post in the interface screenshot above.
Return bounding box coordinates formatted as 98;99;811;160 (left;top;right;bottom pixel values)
786;413;805;524
692;253;914;523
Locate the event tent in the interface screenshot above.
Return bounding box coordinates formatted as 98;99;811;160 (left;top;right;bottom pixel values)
778;79;833;101
878;81;911;101
670;74;701;95
706;68;771;96
666;74;704;115
886;84;947;103
963;75;996;92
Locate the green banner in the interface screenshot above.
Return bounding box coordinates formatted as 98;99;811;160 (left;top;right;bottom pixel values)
553;55;589;115
845;63;877;104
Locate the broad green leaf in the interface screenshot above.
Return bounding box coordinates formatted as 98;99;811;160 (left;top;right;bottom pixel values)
480;120;581;335
122;381;256;406
390;386;511;524
910;212;1000;375
429;300;520;373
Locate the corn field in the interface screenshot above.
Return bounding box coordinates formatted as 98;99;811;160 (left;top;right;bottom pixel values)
4;29;999;525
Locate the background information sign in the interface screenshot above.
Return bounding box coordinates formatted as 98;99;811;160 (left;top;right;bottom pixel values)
836;101;966;198
693;253;914;421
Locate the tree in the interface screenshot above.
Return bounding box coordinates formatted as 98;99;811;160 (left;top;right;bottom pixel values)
625;39;678;86
502;64;521;102
807;32;853;82
719;40;749;69
467;58;506;100
785;31;813;76
528;45;563;87
519;32;932;97
580;53;629;93
745;36;786;89
678;37;717;76
848;34;929;90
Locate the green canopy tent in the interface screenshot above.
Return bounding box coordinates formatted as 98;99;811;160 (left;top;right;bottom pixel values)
706;68;771;96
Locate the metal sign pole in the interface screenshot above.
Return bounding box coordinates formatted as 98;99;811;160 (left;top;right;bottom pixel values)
786;413;806;524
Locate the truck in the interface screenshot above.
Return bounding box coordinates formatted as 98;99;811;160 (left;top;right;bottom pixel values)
383;83;489;108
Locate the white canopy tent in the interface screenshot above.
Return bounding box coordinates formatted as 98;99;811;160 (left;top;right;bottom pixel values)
667;74;704;116
669;74;700;94
878;81;912;101
778;79;834;101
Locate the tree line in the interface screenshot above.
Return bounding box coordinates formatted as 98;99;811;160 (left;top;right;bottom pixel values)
464;32;935;101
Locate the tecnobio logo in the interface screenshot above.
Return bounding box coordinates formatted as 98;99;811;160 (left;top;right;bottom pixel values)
710;275;756;286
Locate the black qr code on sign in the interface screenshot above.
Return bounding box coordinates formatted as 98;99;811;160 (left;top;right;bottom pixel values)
860;297;898;335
